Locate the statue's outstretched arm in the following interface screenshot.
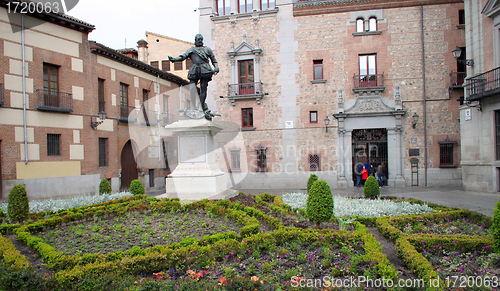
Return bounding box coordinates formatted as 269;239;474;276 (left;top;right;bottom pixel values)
168;50;190;62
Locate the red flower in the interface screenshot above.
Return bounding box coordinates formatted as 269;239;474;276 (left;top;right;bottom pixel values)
218;277;228;285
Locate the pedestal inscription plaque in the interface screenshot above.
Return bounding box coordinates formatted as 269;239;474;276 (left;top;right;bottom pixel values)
179;136;206;163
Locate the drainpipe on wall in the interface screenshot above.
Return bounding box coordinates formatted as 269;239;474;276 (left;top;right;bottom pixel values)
22;14;28;165
157;75;161;163
420;6;428;186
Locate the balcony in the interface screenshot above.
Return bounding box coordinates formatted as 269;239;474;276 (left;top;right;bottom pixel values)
227;82;264;106
36;89;72;113
0;83;4;106
119;105;139;123
450;71;466;88
465;67;500;101
353;74;385;93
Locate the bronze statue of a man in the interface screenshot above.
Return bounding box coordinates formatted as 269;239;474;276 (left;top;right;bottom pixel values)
168;34;219;119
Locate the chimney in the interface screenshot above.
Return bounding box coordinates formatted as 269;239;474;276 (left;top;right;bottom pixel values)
137;39;148;63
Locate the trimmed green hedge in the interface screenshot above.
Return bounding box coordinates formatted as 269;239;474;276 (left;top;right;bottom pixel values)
0;235;31;271
8;185;29;223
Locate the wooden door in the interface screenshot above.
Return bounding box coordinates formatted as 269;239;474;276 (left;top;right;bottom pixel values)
120;140;138;191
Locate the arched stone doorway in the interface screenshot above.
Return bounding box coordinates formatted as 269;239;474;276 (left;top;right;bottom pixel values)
120;140;138;191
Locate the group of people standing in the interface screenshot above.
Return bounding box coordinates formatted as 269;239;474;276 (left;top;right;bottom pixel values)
355;163;387;187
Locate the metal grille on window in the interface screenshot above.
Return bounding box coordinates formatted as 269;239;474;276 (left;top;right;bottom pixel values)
99;138;108;167
47;134;60;156
230;147;241;171
255;143;267;172
309;154;320;171
149;169;155;187
438;137;457;167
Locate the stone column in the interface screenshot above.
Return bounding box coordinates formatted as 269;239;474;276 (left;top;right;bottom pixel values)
343;130;353;184
337;125;348;188
387;128;406;187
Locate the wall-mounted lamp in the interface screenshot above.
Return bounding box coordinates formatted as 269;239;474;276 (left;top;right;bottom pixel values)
412;112;419;129
91;111;107;129
324;116;331;132
452;46;474;67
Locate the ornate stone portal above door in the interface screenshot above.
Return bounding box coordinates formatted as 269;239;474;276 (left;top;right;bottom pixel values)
333;85;406;188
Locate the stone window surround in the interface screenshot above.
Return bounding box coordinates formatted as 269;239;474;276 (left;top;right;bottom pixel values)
226;38;264;105
350;11;385;36
229;146;241;172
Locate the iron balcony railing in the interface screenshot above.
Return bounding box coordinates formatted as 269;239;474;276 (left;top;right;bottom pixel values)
450;71;466;88
228;82;263;97
119;105;139;123
465;66;500;100
36;89;72;113
0;83;4;106
353;73;384;89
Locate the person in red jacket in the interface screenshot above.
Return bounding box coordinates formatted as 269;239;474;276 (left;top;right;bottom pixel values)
361;165;368;186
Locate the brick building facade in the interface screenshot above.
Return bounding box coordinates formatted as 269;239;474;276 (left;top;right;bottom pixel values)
0;6;188;199
197;0;466;189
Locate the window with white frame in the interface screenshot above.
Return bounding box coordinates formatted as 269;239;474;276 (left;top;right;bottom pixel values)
369;17;377;31
356;18;364;32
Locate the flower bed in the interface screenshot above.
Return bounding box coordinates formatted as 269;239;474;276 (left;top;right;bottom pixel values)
282;193;436;218
0;192;401;290
35;208;242;255
377;209;497;290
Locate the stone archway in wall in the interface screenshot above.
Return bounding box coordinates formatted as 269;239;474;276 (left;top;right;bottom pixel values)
333;86;407;188
120;140;138;191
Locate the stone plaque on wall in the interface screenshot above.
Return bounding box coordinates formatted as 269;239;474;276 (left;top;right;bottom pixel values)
409;149;420;157
179;136;206;163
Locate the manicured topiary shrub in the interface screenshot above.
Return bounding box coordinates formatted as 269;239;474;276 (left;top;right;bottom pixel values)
8;185;29;223
363;176;380;198
129;180;145;195
306;180;333;228
306;173;318;194
99;179;112;195
492;198;500;252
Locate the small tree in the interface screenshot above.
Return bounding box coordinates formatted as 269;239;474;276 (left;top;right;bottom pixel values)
492;198;500;252
130;179;145;195
306;180;334;228
8;184;29;223
307;173;318;194
99;179;112;195
363;176;380;198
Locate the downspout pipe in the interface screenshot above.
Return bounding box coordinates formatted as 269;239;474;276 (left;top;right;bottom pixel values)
22;15;28;165
420;6;428;186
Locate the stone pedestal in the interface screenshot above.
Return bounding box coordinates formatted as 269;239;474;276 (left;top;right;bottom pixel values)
160;117;236;200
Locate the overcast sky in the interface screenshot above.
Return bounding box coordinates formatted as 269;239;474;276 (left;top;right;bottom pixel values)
70;0;199;49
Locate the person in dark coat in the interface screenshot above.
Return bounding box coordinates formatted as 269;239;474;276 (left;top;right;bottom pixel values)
368;164;376;177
